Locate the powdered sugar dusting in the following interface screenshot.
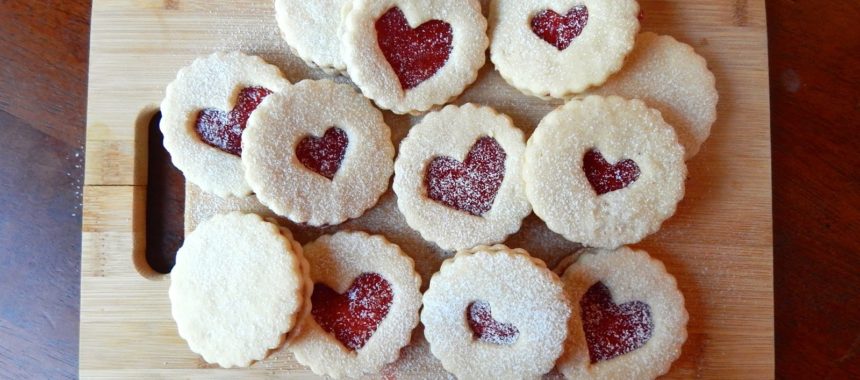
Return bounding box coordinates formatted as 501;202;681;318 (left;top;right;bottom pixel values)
426;136;506;216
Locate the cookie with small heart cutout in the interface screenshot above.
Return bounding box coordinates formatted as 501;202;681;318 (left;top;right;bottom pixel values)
169;212;308;368
421;245;571;380
523;95;686;249
160;52;290;197
287;231;422;379
557;247;688;380
489;0;640;98
341;0;488;114
393;103;531;251
242;79;395;226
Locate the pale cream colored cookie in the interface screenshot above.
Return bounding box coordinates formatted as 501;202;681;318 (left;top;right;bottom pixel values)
489;0;640;99
341;0;488;114
393;104;531;251
558;247;688;380
421;245;571;380
275;0;349;73
524;95;686;248
160;52;290;198
168;212;306;368
242;79;395;226
288;232;422;379
589;32;719;160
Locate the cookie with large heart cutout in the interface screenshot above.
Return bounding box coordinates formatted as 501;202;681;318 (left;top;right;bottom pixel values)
394;104;531;251
288;232;422;379
342;0;488;114
557;247;688;379
489;0;640;98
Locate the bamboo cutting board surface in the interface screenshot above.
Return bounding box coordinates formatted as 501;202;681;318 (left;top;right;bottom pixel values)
81;0;773;378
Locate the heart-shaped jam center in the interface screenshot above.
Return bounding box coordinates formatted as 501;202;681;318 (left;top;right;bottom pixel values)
425;137;506;216
195;87;272;156
583;149;641;195
311;273;393;351
296;127;349;180
581;282;653;363
467;301;519;345
531;6;589;51
376;7;453;90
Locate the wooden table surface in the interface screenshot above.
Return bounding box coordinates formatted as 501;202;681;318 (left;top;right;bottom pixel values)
0;1;856;379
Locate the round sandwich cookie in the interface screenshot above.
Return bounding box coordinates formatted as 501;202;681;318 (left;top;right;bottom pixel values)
393;104;531;251
589;32;719;160
160;51;290;197
524;95;686;249
489;0;640;98
168;212;308;368
421;245;571;379
288;232;422;379
242;79;395;226
275;0;349;73
557;247;688;379
341;0;488;114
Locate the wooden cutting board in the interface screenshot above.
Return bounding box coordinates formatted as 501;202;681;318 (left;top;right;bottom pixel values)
81;0;774;378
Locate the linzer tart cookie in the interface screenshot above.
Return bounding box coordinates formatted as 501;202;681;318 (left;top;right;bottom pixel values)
590;32;719;160
393;104;531;251
288;232;422;378
489;0;640;98
168;213;307;368
558;247;688;379
161;51;290;197
242;80;395;226
421;245;571;379
341;0;488;114
524;95;686;248
275;0;348;73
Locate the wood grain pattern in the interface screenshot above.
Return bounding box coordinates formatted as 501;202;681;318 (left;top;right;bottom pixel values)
80;0;773;378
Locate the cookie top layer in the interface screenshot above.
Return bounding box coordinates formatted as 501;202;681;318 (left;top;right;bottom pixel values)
490;0;640;98
243;79;394;226
168;212;306;368
558;247;688;379
288;231;422;379
422;245;571;379
524;95;686;248
341;0;488;114
394;103;531;251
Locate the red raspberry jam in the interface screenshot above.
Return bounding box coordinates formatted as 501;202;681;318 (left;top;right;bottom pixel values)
531;6;589;51
467;300;520;345
311;273;393;351
583;149;641;195
581;281;653;363
295;127;349;180
425;137;506;217
376;7;453;90
195;87;272;156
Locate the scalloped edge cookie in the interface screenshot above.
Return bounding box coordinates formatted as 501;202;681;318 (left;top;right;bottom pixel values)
558;246;688;379
524;95;686;248
393;103;531;251
288;231;422;378
422;245;571;379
